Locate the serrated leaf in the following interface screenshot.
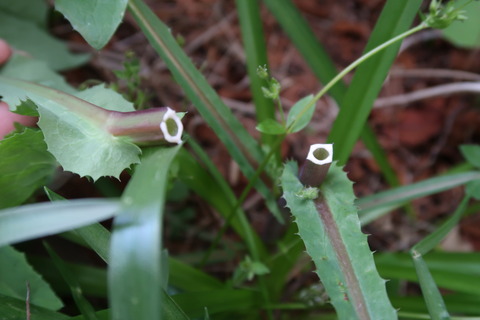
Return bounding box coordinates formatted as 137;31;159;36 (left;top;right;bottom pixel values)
443;0;480;48
0;10;89;70
0;246;63;310
0;128;57;209
460;144;480;169
0;76;141;180
286;94;314;133
55;0;128;50
0;294;70;320
255;119;286;135
281;161;397;319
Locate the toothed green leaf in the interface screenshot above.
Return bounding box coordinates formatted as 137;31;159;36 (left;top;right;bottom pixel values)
281;161;396;319
0;76;141;180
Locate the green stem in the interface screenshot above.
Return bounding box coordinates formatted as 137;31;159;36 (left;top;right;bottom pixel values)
286;22;428;134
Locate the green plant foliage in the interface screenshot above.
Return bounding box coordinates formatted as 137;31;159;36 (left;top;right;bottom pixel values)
0;1;89;70
0;294;70;320
256;119;286;135
0;128;57;209
0;246;63;310
1;54;75;95
109;146;188;320
286;94;315;133
460;144;480;169
45;243;98;320
443;0;480;47
281;161;396;319
0;77;141;180
55;0;129;50
0;199;120;247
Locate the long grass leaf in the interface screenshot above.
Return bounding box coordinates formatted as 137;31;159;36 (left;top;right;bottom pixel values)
263;0;400;186
0;199;119;247
44;243;98;320
236;0;276;147
127;0;282;221
108;146;187;320
328;0;423;163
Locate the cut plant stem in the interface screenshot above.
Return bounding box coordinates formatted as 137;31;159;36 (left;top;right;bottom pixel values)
299;143;333;187
106;107;183;145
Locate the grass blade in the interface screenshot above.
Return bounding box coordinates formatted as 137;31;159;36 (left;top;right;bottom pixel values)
328;0;423;164
44;243;98;320
236;0;276;148
357;171;480;224
127;0;283;221
263;0;400;186
108;146;189;320
0;199;119;247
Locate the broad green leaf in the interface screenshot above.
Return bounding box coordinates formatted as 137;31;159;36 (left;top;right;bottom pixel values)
255;119;286;135
466;180;480;200
109;146;188;320
0;11;89;71
127;0;283;222
286;94;314;133
0;0;48;28
460;144;480;169
0;199;120;247
0;294;70;320
0;128;57;209
0;246;63;310
55;0;128;50
443;0;480;48
75;84;135;112
45;243;98;320
281;161;396;319
1;54;75;96
0;76;141;180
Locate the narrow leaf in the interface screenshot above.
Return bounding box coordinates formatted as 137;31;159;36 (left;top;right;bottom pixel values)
256;119;286;135
0;199;120;247
55;0;128;50
44;243;98;320
127;0;282;221
286;94;314;133
328;0;423;164
109;146;188;320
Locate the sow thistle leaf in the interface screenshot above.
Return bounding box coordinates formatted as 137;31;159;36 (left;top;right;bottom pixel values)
255;119;286;135
0;9;89;71
281;161;396;319
0;76;141;180
55;0;129;50
286;94;315;133
0;246;63;310
0;128;57;209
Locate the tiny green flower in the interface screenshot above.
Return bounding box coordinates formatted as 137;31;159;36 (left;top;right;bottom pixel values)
296;187;320;200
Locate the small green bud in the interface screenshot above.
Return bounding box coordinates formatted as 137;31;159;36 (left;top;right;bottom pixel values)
296;187;319;200
256;65;269;79
423;0;470;29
